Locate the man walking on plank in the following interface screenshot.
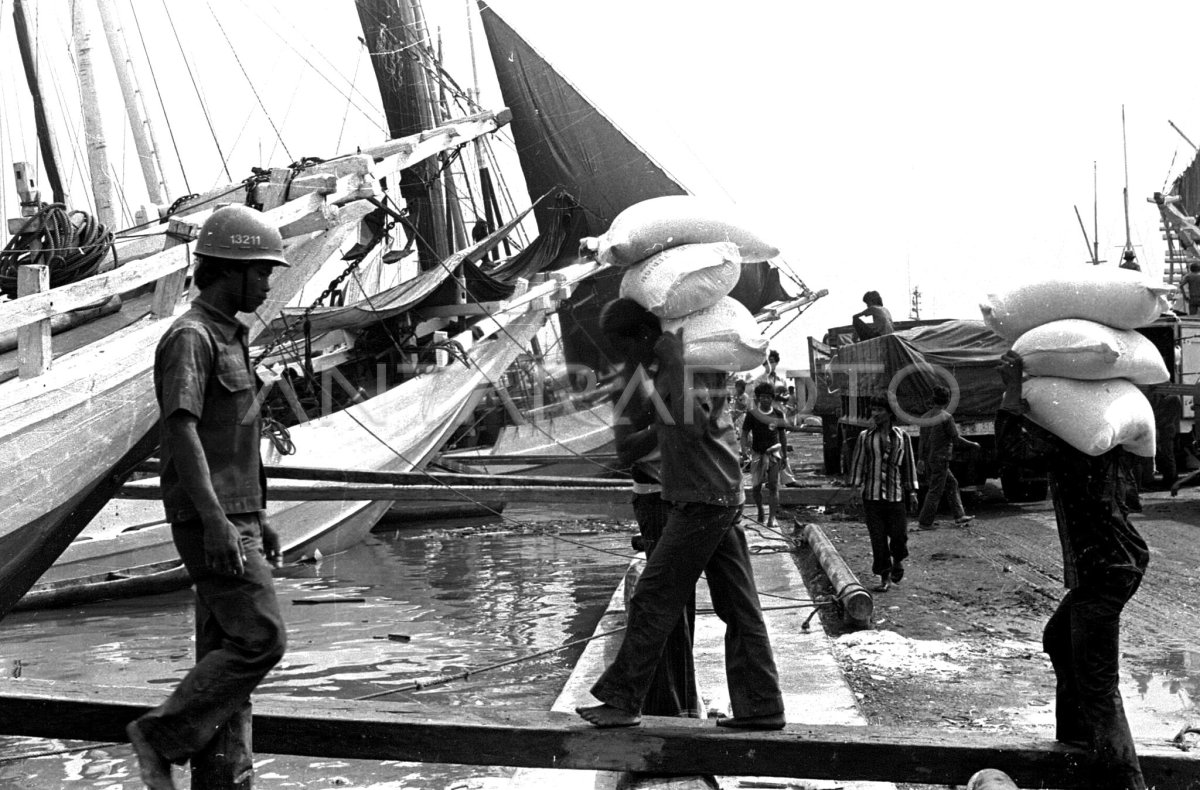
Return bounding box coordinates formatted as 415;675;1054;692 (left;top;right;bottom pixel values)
996;350;1148;790
577;298;785;730
126;206;290;790
598;298;702;719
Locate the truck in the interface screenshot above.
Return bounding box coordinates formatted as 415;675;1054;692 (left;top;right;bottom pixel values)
808;312;1200;503
807;318;1048;502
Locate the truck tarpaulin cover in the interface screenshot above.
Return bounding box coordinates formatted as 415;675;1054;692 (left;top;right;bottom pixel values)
829;320;1011;418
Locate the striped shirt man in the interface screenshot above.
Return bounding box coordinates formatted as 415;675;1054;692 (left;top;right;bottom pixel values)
850;424;918;502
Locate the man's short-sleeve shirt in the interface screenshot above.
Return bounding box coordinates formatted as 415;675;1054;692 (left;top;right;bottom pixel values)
154;301;265;522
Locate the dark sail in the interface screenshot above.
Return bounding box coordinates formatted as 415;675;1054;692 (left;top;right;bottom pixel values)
478;2;789;375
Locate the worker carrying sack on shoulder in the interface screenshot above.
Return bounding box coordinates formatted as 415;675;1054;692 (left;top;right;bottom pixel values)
619;242;742;319
662;296;769;372
979;268;1171;341
1011;319;1170;385
581;195;779;267
1022;376;1155;457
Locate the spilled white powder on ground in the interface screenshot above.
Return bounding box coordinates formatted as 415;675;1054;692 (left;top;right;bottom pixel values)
834;630;1042;677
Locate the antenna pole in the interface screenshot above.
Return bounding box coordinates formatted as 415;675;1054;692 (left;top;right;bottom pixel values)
1122;105;1133;260
1093;161;1100;265
1075;204;1097;264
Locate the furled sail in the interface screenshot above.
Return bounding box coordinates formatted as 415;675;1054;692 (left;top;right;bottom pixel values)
478;2;790;375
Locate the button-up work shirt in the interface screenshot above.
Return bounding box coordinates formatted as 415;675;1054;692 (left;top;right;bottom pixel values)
154;300;266;523
849;424;918;502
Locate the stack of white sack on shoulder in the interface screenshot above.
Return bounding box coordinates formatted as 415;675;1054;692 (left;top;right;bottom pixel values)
581;195;779;372
979;267;1173;457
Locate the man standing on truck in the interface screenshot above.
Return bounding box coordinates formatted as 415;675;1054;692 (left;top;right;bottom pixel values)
916;385;980;529
848;395;919;592
996;350;1148;790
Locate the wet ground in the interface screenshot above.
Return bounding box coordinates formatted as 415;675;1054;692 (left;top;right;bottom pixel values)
0;511;637;789
785;432;1200;787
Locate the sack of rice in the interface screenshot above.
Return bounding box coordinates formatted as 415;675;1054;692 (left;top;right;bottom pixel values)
1011;319;1169;385
582;195;779;267
1023;376;1155;457
662;296;768;372
979;268;1171;341
619;242;741;319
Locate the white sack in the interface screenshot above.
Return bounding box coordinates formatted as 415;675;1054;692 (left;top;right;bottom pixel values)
584;195;779;267
1023;376;1155;457
1012;319;1170;385
662;296;768;372
979;268;1171;341
619;242;742;319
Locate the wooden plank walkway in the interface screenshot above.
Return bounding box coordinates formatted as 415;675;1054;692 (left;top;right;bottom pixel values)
0;678;1196;787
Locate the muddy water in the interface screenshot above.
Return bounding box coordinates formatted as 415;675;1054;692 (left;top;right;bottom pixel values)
0;511;633;788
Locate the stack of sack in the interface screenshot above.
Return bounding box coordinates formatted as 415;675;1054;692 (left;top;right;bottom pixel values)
582;195;779;372
980;268;1173;457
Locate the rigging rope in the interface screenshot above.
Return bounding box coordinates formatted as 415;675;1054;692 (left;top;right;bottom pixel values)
205;0;292;163
160;0;230;182
0;204;113;298
131;1;190;193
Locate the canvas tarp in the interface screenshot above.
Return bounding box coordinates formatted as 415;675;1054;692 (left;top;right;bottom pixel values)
828;319;1011;419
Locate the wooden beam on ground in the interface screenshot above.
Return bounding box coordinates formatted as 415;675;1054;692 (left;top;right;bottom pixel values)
798;520;873;625
0;679;1195;789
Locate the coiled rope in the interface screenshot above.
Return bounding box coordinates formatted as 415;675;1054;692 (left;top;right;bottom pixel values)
0;204;114;299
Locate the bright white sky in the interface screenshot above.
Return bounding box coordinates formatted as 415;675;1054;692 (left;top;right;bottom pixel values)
2;0;1197;374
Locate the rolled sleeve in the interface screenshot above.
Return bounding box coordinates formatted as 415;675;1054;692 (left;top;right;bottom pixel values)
158;327;213;420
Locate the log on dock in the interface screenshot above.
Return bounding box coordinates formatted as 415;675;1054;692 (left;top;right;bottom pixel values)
797;520;873;625
1;679;1197;788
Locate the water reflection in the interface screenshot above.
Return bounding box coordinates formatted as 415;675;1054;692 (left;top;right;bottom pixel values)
0;519;632;788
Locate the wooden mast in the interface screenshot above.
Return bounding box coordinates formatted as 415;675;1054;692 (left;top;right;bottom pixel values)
71;0;116;229
356;0;443;269
95;0;168;207
405;0;450;259
12;0;68;206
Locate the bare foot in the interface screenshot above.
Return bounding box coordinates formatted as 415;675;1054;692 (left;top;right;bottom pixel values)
126;720;176;789
576;703;641;728
716;712;786;730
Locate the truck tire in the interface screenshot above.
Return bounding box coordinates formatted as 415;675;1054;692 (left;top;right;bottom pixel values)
1000;469;1048;502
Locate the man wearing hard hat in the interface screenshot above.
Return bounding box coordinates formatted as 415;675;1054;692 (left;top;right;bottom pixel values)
126;205;290;790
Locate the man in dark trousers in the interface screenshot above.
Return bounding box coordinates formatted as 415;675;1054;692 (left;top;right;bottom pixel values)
916;385;980;529
599;298;701;720
848;395;918;592
126;205;290;790
996;350;1148;790
577;299;785;730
